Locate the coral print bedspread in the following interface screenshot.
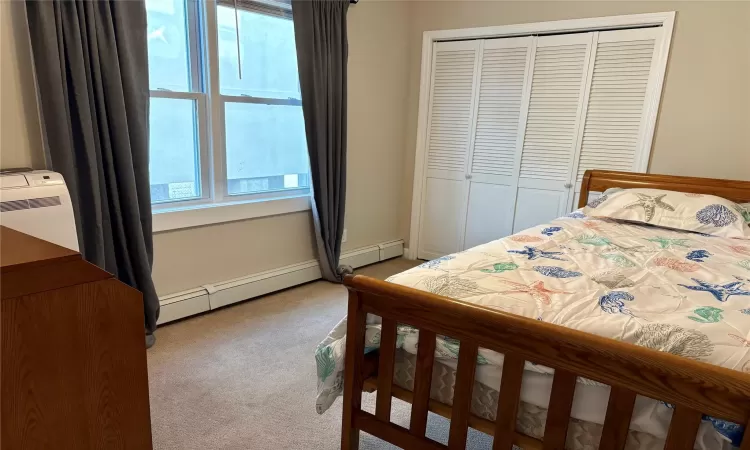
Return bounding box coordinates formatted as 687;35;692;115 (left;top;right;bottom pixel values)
315;211;750;447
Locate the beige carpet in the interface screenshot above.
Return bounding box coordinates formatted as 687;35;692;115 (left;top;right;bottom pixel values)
148;258;495;449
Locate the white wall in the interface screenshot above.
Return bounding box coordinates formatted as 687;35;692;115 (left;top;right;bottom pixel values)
0;0;44;169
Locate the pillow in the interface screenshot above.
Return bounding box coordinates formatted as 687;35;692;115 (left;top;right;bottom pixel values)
602;187;625;196
582;188;750;238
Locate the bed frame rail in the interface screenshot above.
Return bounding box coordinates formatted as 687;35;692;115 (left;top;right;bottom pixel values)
579;170;750;207
341;274;750;450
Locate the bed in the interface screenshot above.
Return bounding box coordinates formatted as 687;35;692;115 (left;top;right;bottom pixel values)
316;170;750;450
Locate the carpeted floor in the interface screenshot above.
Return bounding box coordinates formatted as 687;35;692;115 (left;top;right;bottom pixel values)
148;258;495;449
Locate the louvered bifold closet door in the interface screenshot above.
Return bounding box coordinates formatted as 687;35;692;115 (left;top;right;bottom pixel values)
570;28;663;207
512;33;592;233
463;37;533;249
418;40;480;260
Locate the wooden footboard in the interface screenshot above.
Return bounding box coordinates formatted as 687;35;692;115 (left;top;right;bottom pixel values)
341;274;750;450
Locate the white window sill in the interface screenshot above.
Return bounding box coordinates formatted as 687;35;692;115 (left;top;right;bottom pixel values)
152;194;311;233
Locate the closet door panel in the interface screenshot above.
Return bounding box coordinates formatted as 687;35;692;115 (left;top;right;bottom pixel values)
513;33;592;230
464;37;532;249
425;40;479;179
571;28;662;198
418;178;467;260
418;40;478;260
513;187;568;233
464;182;515;249
469;37;532;185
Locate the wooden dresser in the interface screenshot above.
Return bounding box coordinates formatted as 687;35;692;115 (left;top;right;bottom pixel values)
0;226;152;449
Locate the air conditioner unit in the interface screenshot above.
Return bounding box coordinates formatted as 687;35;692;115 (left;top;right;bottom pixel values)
0;170;79;251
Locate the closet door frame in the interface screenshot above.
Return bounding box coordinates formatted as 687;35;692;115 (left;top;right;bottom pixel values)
407;12;674;260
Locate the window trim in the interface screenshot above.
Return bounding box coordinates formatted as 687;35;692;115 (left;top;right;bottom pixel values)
152;193;311;232
149;90;212;205
148;0;311;228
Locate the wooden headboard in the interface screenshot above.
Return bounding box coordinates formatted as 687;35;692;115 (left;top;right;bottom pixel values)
578;170;750;208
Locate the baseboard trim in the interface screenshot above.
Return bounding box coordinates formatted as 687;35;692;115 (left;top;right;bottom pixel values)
208;260;322;310
157;239;404;325
340;245;380;269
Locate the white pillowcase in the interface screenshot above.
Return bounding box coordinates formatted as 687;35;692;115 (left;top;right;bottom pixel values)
582;188;750;239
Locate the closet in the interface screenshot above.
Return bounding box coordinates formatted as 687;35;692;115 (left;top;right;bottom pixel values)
414;22;670;260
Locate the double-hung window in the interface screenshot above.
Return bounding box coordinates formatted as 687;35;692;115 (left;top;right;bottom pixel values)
146;0;309;226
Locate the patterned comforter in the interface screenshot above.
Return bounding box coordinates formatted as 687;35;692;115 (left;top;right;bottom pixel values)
315;211;750;447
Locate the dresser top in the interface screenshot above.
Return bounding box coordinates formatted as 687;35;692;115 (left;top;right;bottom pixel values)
0;226;80;274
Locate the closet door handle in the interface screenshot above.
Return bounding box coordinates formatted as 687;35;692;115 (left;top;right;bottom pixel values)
564;183;573;188
465;174;473;180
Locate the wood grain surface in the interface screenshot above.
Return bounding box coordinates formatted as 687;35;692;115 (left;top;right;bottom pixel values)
542;370;577;450
447;342;478;449
0;226;78;273
579;170;750;207
376;318;398;422
410;329;437;437
341;290;367;450
1;280;152;449
741;419;750;450
663;406;702;450
493;354;525;450
599;387;637;450
1;258;111;300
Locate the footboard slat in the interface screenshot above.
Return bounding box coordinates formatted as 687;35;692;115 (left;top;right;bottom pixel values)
599;387;637;450
411;329;437;437
543;370;577;450
376;318;398;422
741;420;750;450
341;290;367;450
493;355;525;450
447;342;478;449
664;406;702;450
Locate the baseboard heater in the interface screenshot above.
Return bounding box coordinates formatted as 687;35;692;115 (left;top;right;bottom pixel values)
157;239;405;325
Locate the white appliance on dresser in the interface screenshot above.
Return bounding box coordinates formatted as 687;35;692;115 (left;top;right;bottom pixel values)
0;170;79;251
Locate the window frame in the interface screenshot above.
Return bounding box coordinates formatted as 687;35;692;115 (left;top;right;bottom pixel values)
148;0;311;229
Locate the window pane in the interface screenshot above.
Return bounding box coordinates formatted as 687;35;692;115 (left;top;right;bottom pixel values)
217;7;300;99
149;98;201;203
146;0;193;92
224;102;309;195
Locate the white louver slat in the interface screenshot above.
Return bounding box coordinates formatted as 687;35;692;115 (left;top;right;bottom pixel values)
426;41;478;174
470;38;531;178
575;28;661;185
512;34;592;233
519;36;590;183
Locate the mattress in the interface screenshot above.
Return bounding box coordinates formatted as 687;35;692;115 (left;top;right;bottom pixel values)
316;210;750;448
392;349;731;450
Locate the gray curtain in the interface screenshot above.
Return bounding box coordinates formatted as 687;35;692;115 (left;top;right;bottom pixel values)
26;0;159;335
291;0;350;282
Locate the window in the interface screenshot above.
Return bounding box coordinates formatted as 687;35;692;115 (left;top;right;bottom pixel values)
146;0;309;217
